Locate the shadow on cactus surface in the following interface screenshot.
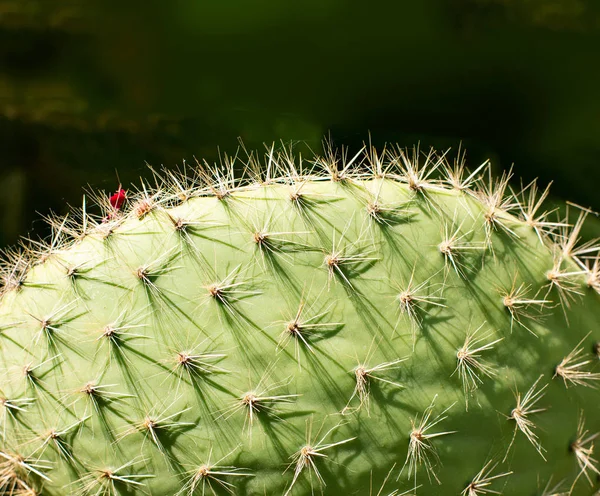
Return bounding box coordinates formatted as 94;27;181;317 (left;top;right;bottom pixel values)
0;142;599;496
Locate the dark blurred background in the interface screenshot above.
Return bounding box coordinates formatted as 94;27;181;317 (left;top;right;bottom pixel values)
1;0;599;247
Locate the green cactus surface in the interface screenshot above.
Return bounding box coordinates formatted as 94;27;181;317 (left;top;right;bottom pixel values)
0;145;599;496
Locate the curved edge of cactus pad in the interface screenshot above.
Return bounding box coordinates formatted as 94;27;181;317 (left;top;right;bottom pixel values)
0;142;599;496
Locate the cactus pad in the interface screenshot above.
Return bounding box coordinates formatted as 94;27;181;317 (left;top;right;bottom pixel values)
0;144;599;495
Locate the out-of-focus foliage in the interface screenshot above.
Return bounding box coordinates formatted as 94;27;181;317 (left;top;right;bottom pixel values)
0;0;599;245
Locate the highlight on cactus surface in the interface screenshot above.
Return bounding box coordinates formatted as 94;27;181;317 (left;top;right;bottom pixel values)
0;140;599;495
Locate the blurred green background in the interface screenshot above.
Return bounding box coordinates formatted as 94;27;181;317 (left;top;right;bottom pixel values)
1;0;599;247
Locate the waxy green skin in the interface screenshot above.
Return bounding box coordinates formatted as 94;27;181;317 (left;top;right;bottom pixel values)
0;171;599;496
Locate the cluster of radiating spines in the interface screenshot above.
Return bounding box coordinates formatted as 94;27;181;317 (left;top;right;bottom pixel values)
1;141;599;300
0;142;599;495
